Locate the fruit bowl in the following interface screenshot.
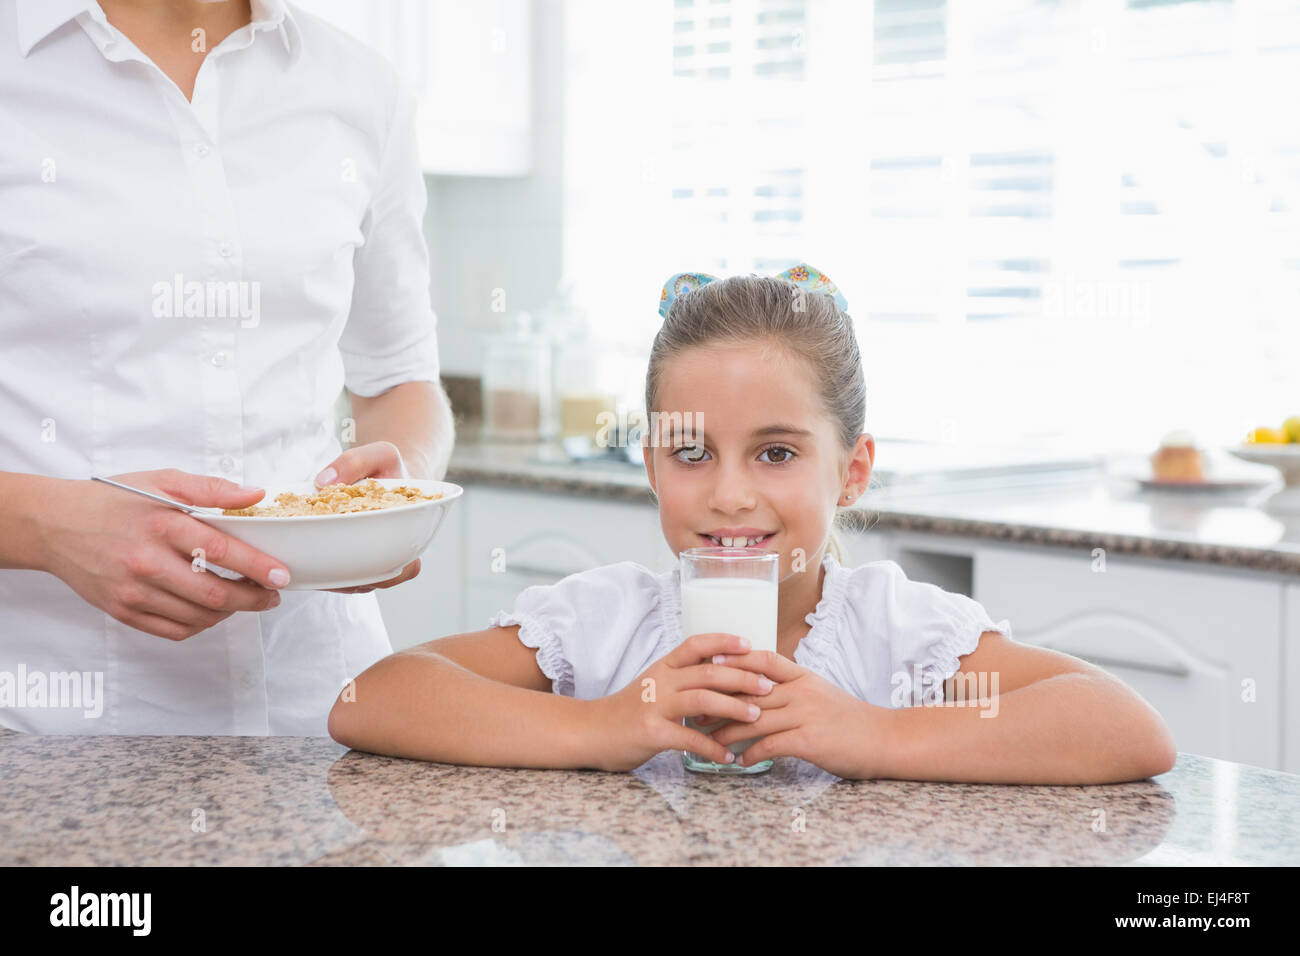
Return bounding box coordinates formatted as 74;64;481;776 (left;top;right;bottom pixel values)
1226;445;1300;514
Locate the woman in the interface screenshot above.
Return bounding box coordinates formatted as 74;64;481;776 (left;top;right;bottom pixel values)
0;0;455;734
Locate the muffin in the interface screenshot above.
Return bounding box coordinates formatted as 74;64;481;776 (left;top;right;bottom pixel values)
1150;430;1205;482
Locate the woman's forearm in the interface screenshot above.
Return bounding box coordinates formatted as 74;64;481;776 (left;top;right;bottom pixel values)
328;647;605;769
349;380;455;480
0;471;59;572
878;671;1177;784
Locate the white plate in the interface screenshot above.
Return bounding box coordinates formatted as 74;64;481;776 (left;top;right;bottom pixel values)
1106;451;1276;492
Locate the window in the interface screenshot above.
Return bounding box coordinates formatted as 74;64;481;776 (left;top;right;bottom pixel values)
563;0;1300;450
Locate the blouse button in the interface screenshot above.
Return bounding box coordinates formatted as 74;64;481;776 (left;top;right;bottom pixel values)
211;351;227;367
194;143;211;158
219;455;235;473
219;241;234;258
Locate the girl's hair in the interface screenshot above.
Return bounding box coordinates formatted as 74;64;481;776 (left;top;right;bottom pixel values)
645;274;871;565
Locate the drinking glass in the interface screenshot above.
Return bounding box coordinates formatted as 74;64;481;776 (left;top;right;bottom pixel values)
678;547;779;774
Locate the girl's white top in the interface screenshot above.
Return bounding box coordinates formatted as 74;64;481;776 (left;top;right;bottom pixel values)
488;553;1013;707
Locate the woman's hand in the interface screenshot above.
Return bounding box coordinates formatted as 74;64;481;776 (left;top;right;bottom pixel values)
38;470;288;641
589;633;775;772
706;650;894;779
313;441;421;594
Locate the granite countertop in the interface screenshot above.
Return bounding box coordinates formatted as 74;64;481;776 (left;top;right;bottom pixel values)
446;438;1300;575
1;728;1295;865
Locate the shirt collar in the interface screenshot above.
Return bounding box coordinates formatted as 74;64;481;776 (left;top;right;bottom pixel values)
16;0;303;64
250;0;302;65
15;0;96;56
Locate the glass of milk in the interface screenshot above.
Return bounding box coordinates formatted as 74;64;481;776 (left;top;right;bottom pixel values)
678;547;779;774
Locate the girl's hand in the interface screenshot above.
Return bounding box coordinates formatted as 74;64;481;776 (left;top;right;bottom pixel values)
590;633;774;772
313;441;420;594
707;650;893;779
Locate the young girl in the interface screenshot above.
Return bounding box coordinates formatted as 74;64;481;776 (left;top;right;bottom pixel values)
329;266;1176;784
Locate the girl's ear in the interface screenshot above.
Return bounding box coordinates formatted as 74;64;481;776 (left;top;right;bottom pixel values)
857;432;875;473
842;433;874;500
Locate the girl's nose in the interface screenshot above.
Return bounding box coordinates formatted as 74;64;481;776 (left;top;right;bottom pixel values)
707;462;757;514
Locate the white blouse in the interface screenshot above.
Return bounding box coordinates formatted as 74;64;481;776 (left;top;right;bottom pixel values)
0;0;439;734
488;553;1014;709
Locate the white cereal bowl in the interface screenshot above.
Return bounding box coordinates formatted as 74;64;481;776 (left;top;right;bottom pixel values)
193;478;463;590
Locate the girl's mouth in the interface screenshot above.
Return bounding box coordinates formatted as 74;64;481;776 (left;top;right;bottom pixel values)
699;533;775;548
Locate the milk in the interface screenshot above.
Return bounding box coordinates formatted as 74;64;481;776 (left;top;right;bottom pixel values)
681;577;778;760
681;577;778;651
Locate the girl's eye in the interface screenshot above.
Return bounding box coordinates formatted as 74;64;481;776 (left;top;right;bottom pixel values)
759;445;796;464
673;446;710;463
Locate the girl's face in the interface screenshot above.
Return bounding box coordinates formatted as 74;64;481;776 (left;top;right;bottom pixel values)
643;340;873;582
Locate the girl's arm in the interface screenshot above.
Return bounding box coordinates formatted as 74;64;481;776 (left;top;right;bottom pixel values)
882;632;1178;784
328;627;766;771
327;626;605;769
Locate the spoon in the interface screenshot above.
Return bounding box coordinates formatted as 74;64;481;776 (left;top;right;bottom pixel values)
90;475;241;518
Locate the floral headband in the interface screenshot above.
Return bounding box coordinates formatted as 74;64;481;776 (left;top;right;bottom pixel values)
658;263;848;319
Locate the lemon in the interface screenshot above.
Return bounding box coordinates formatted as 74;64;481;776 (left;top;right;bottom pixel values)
1283;415;1300;443
1248;427;1285;443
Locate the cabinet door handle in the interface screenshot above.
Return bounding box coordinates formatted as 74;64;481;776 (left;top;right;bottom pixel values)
499;563;576;579
1060;651;1191;678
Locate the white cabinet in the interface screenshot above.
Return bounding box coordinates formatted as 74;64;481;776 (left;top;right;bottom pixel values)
974;545;1283;770
374;493;466;651
849;527;1291;771
460;487;673;634
293;0;533;175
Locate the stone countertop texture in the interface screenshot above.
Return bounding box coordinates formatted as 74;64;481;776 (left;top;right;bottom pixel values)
1;729;1294;865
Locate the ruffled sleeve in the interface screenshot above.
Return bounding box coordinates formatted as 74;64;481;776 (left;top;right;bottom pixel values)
485;561;668;700
822;558;1012;709
487;597;575;697
882;562;1011;707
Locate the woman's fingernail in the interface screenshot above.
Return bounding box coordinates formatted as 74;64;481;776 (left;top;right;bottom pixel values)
239;484;263;492
269;592;281;607
724;752;735;763
748;704;760;720
269;568;290;587
739;637;751;650
712;654;726;664
316;467;337;486
758;677;773;693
